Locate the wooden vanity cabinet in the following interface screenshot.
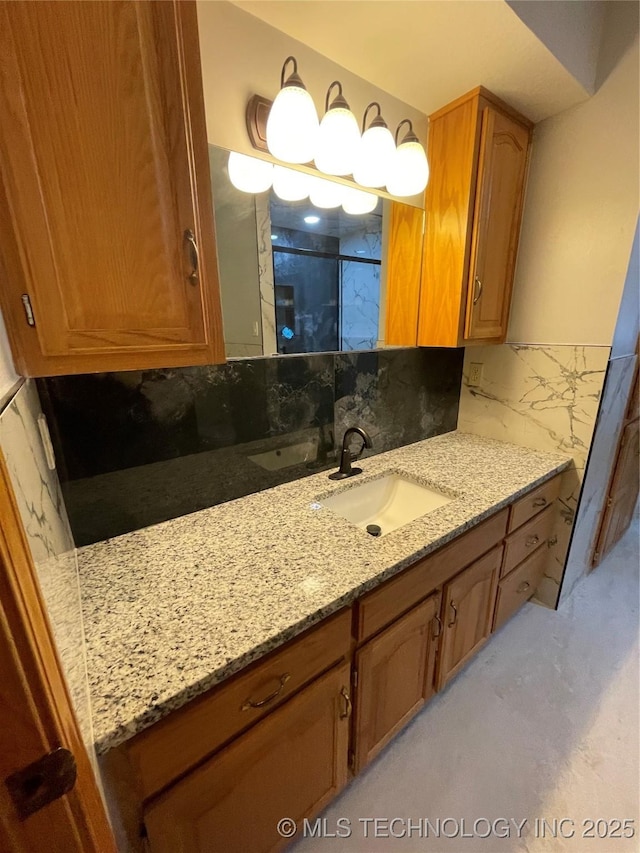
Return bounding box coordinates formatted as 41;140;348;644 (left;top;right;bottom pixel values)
414;87;532;348
144;662;351;853
436;545;502;689
0;0;225;376
352;592;441;773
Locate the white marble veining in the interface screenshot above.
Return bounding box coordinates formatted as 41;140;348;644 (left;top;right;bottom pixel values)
561;353;638;602
458;344;609;606
0;381;95;760
76;431;569;755
340;225;382;351
255;193;278;356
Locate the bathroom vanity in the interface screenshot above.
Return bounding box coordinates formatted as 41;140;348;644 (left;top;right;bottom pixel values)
84;432;568;852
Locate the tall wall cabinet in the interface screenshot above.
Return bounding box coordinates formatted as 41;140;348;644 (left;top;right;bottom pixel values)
0;1;225;376
387;87;533;348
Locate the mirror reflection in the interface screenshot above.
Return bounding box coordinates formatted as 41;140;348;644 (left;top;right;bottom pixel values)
210;146;395;358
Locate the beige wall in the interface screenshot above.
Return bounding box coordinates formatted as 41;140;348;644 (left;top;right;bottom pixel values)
0;311;19;401
508;29;639;346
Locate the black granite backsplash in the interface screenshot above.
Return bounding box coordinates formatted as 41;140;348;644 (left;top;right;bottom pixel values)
38;348;464;545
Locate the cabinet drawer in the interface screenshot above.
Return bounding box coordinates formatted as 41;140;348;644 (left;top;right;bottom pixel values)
356;508;508;643
508;476;561;532
494;547;547;631
128;608;352;801
502;505;554;577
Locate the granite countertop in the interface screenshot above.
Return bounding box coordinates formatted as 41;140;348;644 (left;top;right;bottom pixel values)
78;431;571;755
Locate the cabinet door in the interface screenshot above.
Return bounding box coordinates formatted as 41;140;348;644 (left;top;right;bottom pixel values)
436;546;501;689
353;593;441;773
465;107;530;342
0;1;224;376
593;417;639;566
144;662;351;853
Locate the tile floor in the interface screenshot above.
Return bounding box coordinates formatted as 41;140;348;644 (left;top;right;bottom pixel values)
292;512;639;852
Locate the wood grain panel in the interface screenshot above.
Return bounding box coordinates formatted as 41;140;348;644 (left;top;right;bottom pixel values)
385;203;424;346
128;608;351;801
353;593;440;773
508;475;561;532
0;1;224;375
356;508;508;642
464;107;531;342
0;452;116;851
417;96;481;347
493;546;546;632
592;417;639;565
436;545;502;689
144;662;351;853
502;505;555;577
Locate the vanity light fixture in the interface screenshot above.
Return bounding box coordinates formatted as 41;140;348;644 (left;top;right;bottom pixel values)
227;151;274;194
386;119;430;197
308;175;343;209
314;81;361;177
266;56;319;165
353;102;396;188
272;164;311;202
341;185;378;215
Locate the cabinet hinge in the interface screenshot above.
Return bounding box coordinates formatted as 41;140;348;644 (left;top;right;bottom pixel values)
592;550;600;565
5;747;76;819
352;669;358;688
21;293;36;327
348;750;355;770
606;496;613;508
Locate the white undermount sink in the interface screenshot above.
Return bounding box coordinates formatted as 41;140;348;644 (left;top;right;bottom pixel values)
321;474;454;536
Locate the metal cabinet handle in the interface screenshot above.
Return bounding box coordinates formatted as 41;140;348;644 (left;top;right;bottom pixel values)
340;687;352;719
241;673;290;711
473;276;483;304
525;535;540;548
184;229;199;284
432;614;442;639
533;497;547;508
517;581;531;594
448;601;458;627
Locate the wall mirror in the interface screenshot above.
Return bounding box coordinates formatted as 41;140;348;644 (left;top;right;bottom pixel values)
209;146;424;358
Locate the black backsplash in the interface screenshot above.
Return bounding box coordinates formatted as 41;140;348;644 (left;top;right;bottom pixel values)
38;348;464;546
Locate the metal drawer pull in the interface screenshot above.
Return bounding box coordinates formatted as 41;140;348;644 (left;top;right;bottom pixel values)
241;673;290;711
432;614;442;639
525;535;540;547
340;687;352;719
473;276;483;304
184;228;199;284
448;601;458;627
533;497;547;507
517;581;531;594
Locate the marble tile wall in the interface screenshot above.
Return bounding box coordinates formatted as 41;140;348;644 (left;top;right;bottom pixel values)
0;380;95;763
38;347;464;546
340;225;383;351
457;344;610;607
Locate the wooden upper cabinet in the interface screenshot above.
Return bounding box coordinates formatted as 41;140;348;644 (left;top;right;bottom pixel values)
417;87;532;348
0;1;225;376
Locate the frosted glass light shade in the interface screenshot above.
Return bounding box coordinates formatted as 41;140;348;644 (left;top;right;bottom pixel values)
353;125;396;188
314;108;361;176
227;152;274;194
341;186;378;215
386;141;430;197
272;165;311;202
309;176;343;209
266;86;319;164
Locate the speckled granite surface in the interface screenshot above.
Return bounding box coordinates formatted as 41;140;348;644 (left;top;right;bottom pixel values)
77;431;570;755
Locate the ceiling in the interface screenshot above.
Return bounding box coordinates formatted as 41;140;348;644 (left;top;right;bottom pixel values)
233;0;595;122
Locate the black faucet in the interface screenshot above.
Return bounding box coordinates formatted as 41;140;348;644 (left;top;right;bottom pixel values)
329;427;373;480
